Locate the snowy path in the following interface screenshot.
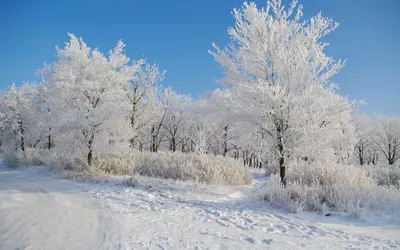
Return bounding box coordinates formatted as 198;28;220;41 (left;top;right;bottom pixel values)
0;167;124;250
0;166;399;249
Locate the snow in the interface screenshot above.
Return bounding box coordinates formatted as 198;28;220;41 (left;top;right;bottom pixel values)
0;166;399;249
0;166;124;250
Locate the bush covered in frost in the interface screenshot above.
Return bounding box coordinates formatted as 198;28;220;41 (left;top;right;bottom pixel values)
137;151;252;185
5;148;252;186
359;164;400;187
262;163;400;217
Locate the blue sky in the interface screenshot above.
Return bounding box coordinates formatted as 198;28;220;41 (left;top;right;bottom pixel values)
1;0;399;114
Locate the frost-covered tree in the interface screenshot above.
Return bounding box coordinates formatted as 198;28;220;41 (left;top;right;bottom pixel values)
373;115;400;165
162;88;192;152
0;83;42;152
353;114;378;165
193;89;243;156
210;0;354;185
39;34;142;165
124;63;165;148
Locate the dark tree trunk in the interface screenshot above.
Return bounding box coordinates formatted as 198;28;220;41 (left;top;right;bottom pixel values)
19;121;25;152
223;126;228;156
171;136;176;152
150;125;156;152
87;150;93;166
279;150;286;187
358;147;364;165
48;127;52;150
152;137;157;152
277;125;286;187
388;143;395;165
87;133;94;166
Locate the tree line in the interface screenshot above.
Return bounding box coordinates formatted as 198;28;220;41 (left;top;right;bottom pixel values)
0;0;398;186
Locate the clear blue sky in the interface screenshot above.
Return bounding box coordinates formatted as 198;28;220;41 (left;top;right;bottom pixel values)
1;0;399;114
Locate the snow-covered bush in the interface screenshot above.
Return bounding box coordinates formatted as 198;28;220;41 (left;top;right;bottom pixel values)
92;151;151;176
15;148;89;173
138;151;252;185
5;148;251;186
2;149;20;168
361;164;400;187
19;148;47;166
42;151;89;172
93;150;251;185
288;163;376;189
262;164;400;217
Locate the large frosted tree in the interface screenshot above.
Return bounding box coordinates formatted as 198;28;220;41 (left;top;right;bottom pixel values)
39;34;142;165
210;0;354;185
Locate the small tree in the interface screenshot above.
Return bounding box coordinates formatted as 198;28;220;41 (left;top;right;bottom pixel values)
0;83;41;152
124;63;165;148
353;114;377;165
374;115;400;165
162;88;192;152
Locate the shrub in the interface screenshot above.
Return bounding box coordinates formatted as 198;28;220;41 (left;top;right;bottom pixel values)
262;163;400;217
18;148;89;172
138;151;252;185
287;163;376;189
20;148;47;166
2;148;20;168
360;164;400;187
4;148;252;186
92;151;151;176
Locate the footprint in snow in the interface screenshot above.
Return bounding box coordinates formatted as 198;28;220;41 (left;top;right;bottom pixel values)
246;237;257;244
263;239;273;245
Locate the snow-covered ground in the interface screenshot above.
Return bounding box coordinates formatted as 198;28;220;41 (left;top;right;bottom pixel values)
0;165;399;250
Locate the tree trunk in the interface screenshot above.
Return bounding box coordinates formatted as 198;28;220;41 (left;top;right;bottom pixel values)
130;112;136;148
87;133;94;166
151;125;157;153
20;121;25;152
87;150;93;166
152;137;157;152
223;126;228;156
372;153;378;165
171;136;176;152
388;144;394;165
279;148;286;187
277;126;286;187
358;147;364;165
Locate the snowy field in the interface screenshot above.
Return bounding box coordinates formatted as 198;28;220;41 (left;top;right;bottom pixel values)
0;165;399;250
